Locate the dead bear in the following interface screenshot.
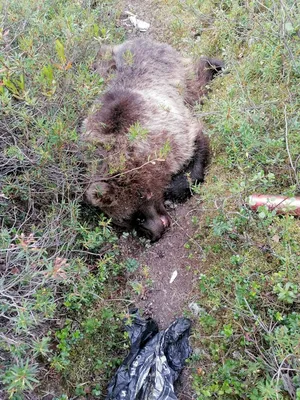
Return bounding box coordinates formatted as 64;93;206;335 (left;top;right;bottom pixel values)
82;39;222;241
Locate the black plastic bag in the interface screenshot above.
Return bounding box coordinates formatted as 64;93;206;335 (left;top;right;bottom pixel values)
106;309;192;399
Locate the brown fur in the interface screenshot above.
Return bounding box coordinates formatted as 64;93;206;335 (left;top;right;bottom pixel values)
82;39;222;241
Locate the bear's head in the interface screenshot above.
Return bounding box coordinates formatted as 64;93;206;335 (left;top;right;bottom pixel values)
85;177;171;241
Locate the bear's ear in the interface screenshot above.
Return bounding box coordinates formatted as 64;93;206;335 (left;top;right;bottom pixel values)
85;181;111;207
92;45;116;77
198;57;224;82
185;57;224;105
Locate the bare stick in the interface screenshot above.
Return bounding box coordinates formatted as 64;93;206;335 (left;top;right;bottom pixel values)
284;105;299;189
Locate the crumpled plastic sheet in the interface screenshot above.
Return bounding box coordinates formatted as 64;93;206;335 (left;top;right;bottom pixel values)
106;309;192;399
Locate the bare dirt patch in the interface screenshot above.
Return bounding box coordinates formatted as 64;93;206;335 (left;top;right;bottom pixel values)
120;0;175;42
119;198;204;329
118;197;205;400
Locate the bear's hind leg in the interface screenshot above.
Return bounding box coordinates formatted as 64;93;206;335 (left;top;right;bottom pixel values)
164;131;210;203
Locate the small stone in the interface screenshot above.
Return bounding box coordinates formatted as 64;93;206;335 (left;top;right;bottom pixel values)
169;270;178;283
194;348;210;359
193;348;202;356
232;351;242;360
188;302;205;316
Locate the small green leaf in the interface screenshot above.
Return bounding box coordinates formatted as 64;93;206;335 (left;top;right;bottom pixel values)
3;78;18;94
285;22;294;34
55;39;66;64
41;64;54;85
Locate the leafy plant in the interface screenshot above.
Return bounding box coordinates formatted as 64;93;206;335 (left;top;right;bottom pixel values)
3;361;39;398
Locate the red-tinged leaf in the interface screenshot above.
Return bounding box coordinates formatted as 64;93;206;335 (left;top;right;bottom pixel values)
64;61;72;70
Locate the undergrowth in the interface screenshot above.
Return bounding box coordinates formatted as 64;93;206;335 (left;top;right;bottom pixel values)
169;0;300;398
0;1;128;399
1;0;300;399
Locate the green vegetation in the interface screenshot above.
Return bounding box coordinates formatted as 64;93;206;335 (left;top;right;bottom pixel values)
1;0;299;399
168;0;300;398
127;121;149;142
0;0;128;398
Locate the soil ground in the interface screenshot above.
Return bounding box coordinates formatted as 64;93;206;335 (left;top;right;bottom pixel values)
120;0;174;42
119;199;203;330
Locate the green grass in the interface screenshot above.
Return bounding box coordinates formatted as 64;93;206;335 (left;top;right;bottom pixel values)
1;0;300;399
168;0;300;398
0;1;128;398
